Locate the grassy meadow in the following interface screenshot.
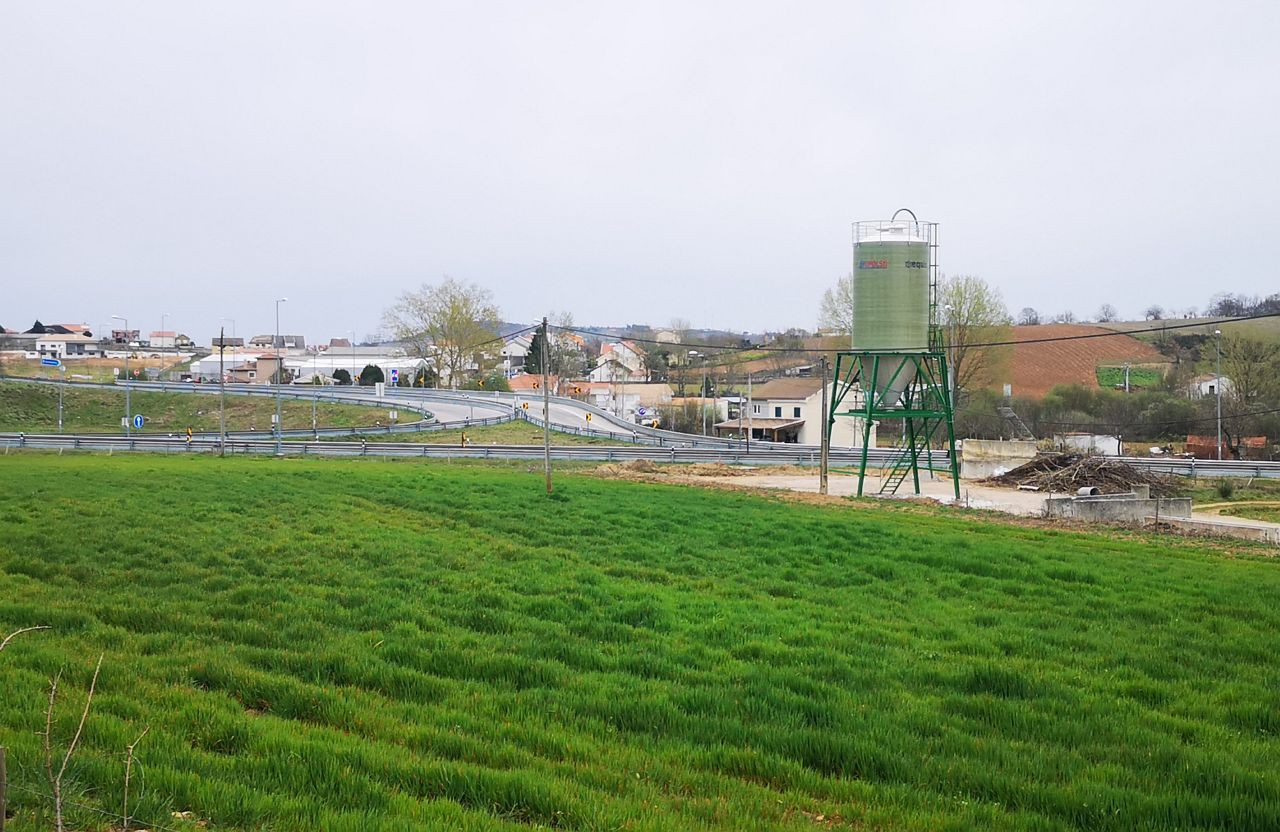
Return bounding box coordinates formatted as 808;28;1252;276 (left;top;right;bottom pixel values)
0;381;390;433
0;455;1278;830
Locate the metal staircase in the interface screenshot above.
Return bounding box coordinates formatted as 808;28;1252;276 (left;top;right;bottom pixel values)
996;405;1035;440
879;420;939;495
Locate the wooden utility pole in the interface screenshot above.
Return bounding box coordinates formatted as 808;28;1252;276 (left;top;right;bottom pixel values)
218;326;227;456
819;356;830;495
542;317;552;494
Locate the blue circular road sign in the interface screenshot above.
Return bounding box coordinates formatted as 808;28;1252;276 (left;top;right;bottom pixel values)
132;414;145;429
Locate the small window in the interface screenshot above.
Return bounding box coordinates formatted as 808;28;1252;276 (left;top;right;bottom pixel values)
248;371;256;379
752;404;762;415
793;407;801;418
774;406;782;418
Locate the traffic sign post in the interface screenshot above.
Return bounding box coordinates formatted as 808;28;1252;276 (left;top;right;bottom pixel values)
40;357;61;367
131;414;145;430
389;368;399;385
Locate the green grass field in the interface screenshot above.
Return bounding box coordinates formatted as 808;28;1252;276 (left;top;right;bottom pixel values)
1095;365;1163;389
0;381;389;433
1;455;1278;831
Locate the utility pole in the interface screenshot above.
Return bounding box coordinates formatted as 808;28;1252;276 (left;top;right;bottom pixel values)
1124;362;1131;394
1215;328;1222;460
112;315;131;437
819;357;829;495
218;326;226;456
58;364;65;432
541;317;552;494
274;297;287;456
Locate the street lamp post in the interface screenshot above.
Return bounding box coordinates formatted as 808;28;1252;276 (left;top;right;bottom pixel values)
111;315;131;437
275;298;287;455
160;312;169;347
1215;328;1222;461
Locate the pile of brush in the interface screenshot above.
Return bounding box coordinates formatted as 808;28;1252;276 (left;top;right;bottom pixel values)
986;452;1178;496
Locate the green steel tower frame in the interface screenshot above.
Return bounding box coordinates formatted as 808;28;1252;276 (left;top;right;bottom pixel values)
828;350;959;498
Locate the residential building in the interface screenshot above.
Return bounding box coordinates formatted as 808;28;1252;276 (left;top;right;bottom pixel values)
250;334;307;350
35;333;104;359
713;377;872;446
501;333;533;376
148;331;193;349
589;341;646;383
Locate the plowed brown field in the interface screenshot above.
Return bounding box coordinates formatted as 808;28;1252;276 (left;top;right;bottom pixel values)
1006;324;1168;398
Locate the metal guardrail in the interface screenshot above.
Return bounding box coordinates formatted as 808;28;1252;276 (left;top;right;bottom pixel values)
0;432;941;467
13;377;1274;476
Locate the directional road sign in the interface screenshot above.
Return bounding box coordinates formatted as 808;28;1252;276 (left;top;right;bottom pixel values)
132;414;145;429
389;368;399;384
40;357;61;367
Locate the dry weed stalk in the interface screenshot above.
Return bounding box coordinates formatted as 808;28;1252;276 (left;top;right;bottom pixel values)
122;725;150;831
42;654;103;832
0;625;49;655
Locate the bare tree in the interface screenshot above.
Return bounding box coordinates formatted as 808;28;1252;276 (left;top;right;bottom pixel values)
1144;304;1165;321
1096;303;1119;322
1017;307;1041;326
937;275;1013;403
818;272;855;336
1051;310;1077;324
383;277;500;388
666;318;694;397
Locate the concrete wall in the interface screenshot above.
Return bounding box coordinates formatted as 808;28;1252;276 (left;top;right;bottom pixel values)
1043;493;1192;522
959;439;1037;480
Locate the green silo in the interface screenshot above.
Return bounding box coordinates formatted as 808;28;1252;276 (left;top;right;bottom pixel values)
852;218;934;403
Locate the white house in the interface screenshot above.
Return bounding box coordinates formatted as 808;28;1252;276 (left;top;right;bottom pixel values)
715;377;872;446
1188;374;1233;399
589;341;646;383
35;333;104;359
501;333;533;377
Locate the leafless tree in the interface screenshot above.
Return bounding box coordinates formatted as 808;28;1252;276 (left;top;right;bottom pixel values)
383;277;500;388
818;272;855;335
1017;307;1041;326
1096;303;1119;322
937;275;1013;404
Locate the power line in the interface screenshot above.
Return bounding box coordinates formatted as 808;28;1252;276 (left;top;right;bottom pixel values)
550;311;1280;356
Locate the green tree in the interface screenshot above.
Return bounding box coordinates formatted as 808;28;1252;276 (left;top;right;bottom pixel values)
332;368;352;385
359;364;385;386
525;327;548;375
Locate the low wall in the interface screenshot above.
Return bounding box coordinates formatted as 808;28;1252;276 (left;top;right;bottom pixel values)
1161;517;1280;546
1043;493;1192;522
960;439;1038;480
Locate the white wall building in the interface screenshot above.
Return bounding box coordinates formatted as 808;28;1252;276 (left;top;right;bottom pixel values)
716;377;873;446
589;341;646;383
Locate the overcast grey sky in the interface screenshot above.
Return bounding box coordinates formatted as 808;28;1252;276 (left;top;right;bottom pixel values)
3;1;1278;341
